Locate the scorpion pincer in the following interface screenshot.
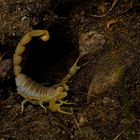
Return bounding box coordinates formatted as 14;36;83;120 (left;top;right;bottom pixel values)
13;30;83;114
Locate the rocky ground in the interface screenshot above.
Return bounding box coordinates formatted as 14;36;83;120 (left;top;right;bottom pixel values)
0;0;140;139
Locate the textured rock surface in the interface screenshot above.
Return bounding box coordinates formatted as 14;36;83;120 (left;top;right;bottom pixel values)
0;0;140;139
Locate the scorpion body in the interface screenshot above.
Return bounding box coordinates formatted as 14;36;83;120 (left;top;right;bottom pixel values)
13;30;82;114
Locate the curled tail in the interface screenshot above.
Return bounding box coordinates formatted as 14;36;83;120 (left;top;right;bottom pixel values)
13;30;49;77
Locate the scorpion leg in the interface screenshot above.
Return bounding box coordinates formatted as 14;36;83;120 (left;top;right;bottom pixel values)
21;99;46;112
49;100;72;115
39;101;46;111
57;101;73;114
22;99;47;112
58;100;76;105
21;99;28;112
57;107;72;115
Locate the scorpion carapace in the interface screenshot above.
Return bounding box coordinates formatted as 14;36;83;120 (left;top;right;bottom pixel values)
13;30;82;114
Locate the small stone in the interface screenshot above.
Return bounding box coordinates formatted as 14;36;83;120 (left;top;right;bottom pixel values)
79;31;106;55
102;97;110;104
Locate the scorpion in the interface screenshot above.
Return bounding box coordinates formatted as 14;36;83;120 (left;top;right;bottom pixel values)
13;30;84;114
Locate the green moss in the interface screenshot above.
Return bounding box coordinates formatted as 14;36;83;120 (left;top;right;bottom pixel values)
112;52;135;139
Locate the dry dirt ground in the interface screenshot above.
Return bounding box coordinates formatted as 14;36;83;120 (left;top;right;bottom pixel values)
0;0;140;139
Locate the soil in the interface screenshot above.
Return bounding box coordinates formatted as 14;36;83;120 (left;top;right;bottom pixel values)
0;0;140;139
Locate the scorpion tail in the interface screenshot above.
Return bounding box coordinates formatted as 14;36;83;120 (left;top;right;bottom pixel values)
13;30;49;77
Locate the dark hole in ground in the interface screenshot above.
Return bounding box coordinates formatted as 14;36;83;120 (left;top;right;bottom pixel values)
22;24;79;86
53;0;74;17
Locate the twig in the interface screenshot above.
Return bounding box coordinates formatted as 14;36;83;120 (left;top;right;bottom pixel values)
71;108;82;133
92;0;119;18
113;130;125;140
48;113;73;136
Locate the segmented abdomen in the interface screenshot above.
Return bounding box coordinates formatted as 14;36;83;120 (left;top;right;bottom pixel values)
15;73;49;99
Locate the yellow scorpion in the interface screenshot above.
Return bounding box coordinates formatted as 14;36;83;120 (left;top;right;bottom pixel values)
13;30;83;114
